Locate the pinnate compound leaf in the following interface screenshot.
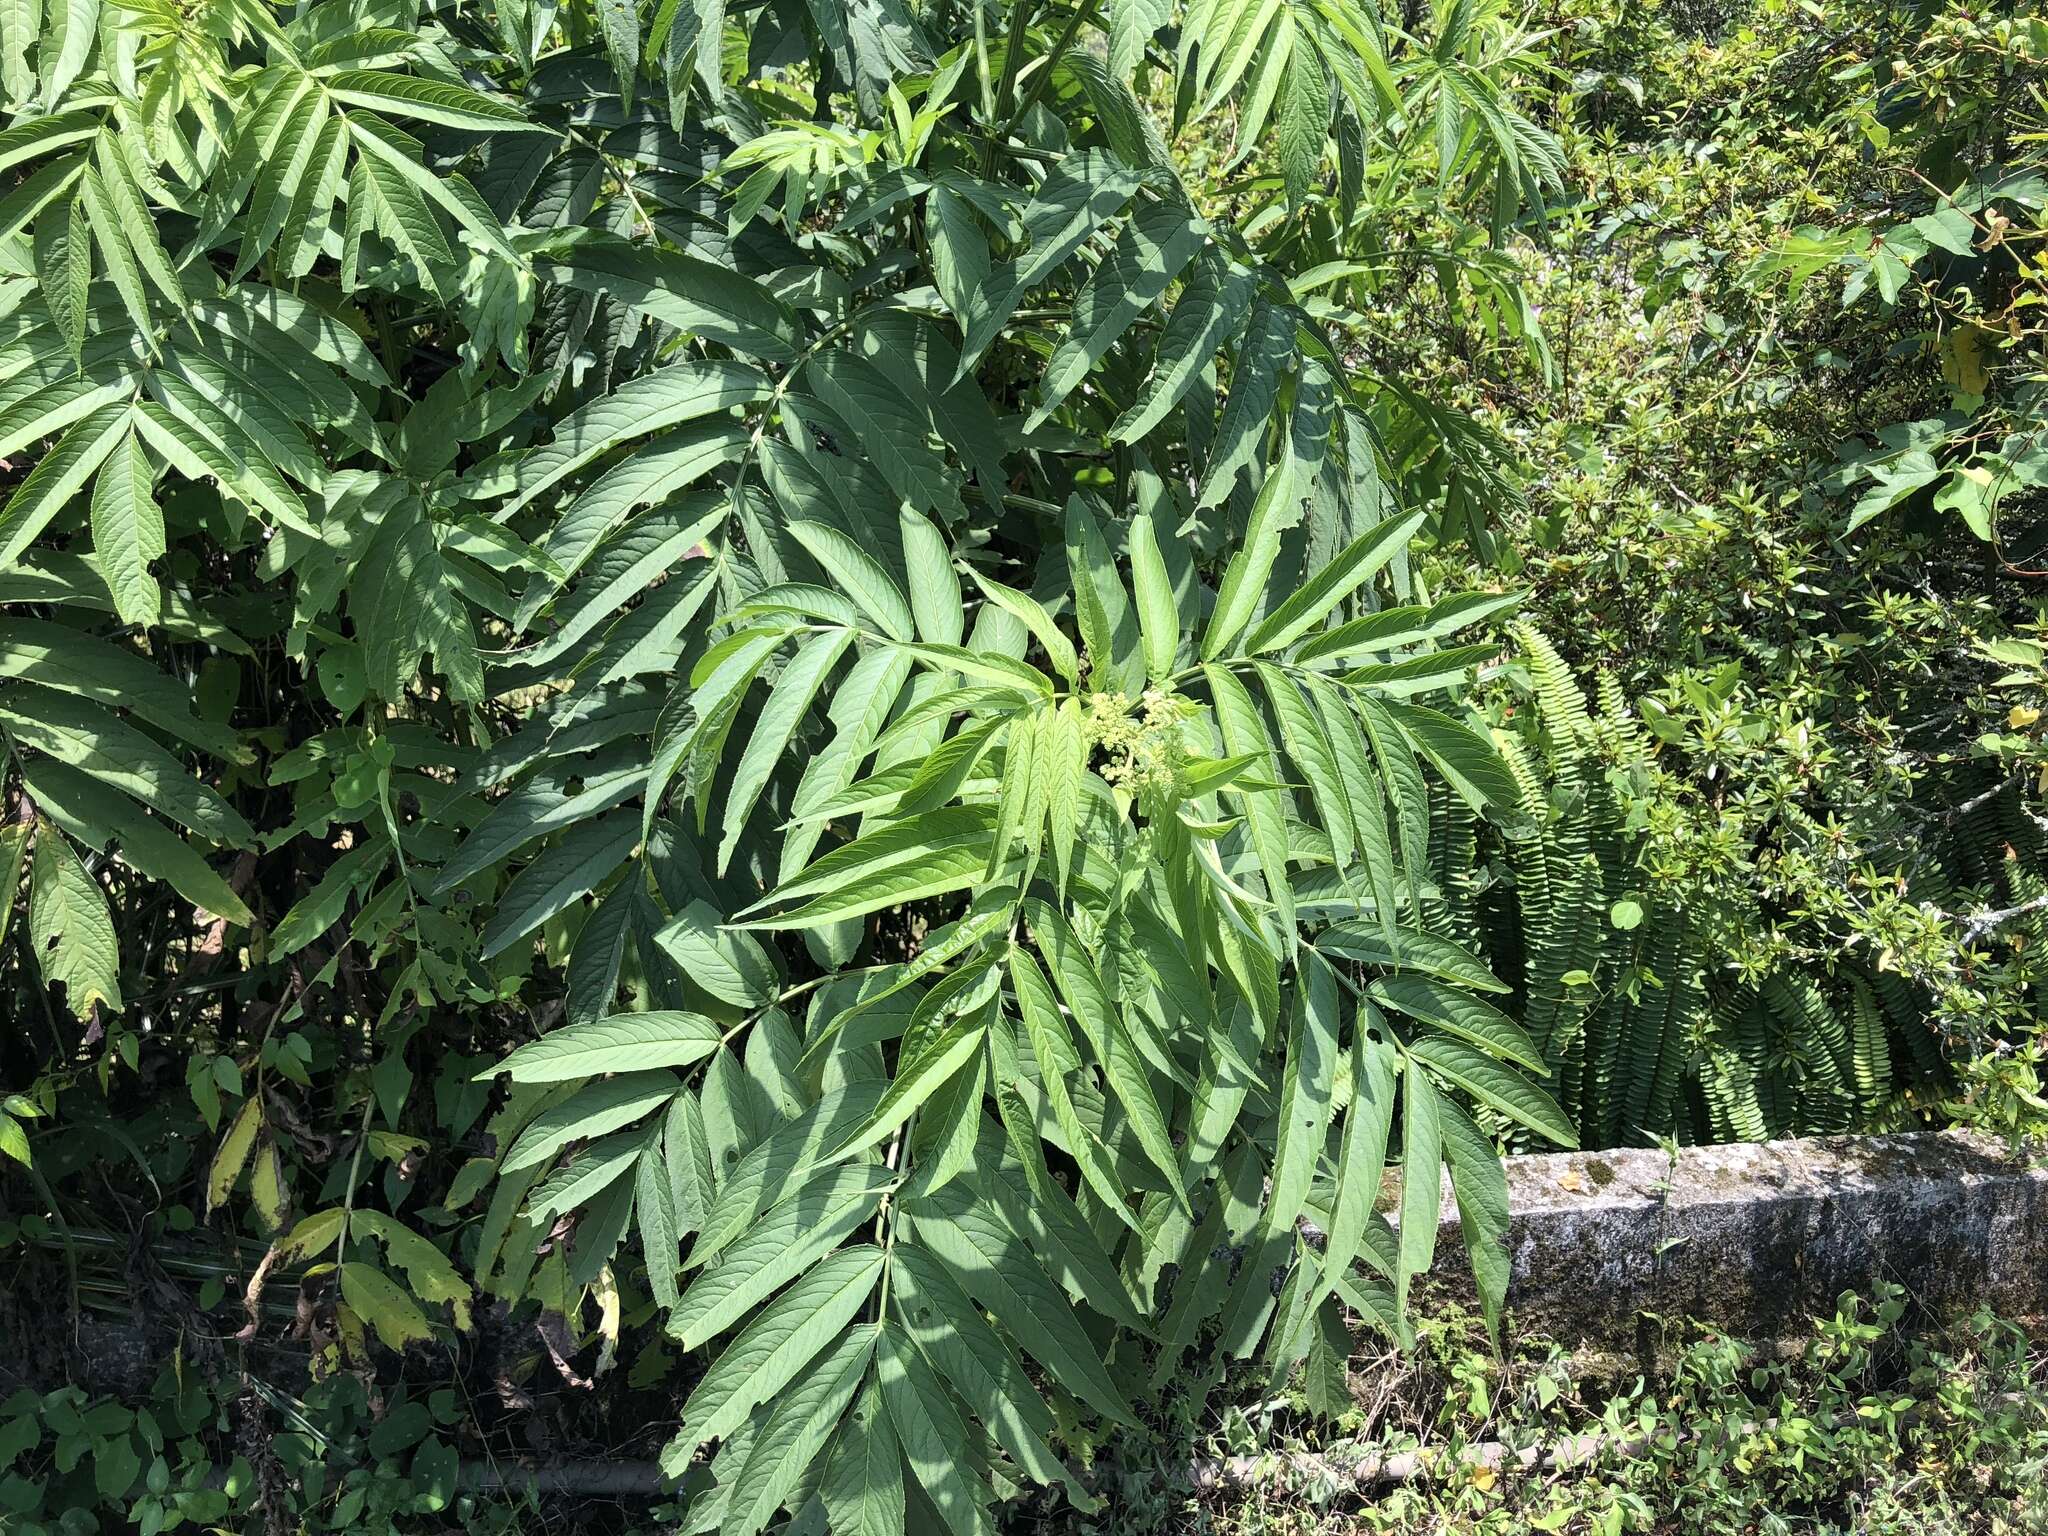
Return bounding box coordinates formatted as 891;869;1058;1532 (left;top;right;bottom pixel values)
1031;199;1206;427
902;1182;1139;1429
500;1072;680;1172
785;520;914;641
877;1321;996;1536
667;1162;894;1348
678;1244;883;1452
1395;1056;1443;1315
821;1377;906;1536
325;71;543;132
1316;923;1508;993
490;1013;724;1083
88;429;163;629
1371;974;1547;1072
1407;1036;1578;1148
1194;299;1293;507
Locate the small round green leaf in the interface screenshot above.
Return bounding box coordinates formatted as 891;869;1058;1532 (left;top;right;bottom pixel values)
318;641;368;715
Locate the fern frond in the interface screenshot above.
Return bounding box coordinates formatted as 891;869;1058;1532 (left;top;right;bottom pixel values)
1700;992;1770;1144
1849;978;1893;1115
1513;621;1594;755
1615;913;1698;1145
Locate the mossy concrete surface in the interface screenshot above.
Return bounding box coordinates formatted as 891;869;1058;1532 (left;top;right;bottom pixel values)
1423;1131;2048;1347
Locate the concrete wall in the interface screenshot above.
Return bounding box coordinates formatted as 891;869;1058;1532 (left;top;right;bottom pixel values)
1422;1130;2048;1348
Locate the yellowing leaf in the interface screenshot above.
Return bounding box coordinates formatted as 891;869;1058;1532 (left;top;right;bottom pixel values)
353;1210;476;1330
1938;323;1992;396
206;1094;262;1216
276;1207;347;1263
339;1261;437;1351
249;1137;290;1233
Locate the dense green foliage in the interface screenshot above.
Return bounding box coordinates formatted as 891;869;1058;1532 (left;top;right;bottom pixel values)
1;0;2044;1529
1164;1286;2048;1536
8;1282;2045;1534
1380;0;2048;1149
0;0;1589;1529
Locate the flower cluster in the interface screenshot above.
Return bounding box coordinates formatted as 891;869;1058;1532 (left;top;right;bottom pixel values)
1084;686;1197;795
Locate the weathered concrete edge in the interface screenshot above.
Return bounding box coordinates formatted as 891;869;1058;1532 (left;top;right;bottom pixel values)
1419;1130;2048;1348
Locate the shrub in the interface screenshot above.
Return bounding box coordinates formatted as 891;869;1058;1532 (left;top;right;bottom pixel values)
0;0;1580;1529
1366;0;2048;1147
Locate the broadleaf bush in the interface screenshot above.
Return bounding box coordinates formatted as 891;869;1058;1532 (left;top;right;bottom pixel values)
0;0;1583;1527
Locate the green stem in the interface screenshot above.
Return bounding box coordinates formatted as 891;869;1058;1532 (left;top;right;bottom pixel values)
974;0;996;120
1002;0;1103;141
981;0;1039;176
871;1111;914;1321
330;1094;376;1269
774;973;837;1005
